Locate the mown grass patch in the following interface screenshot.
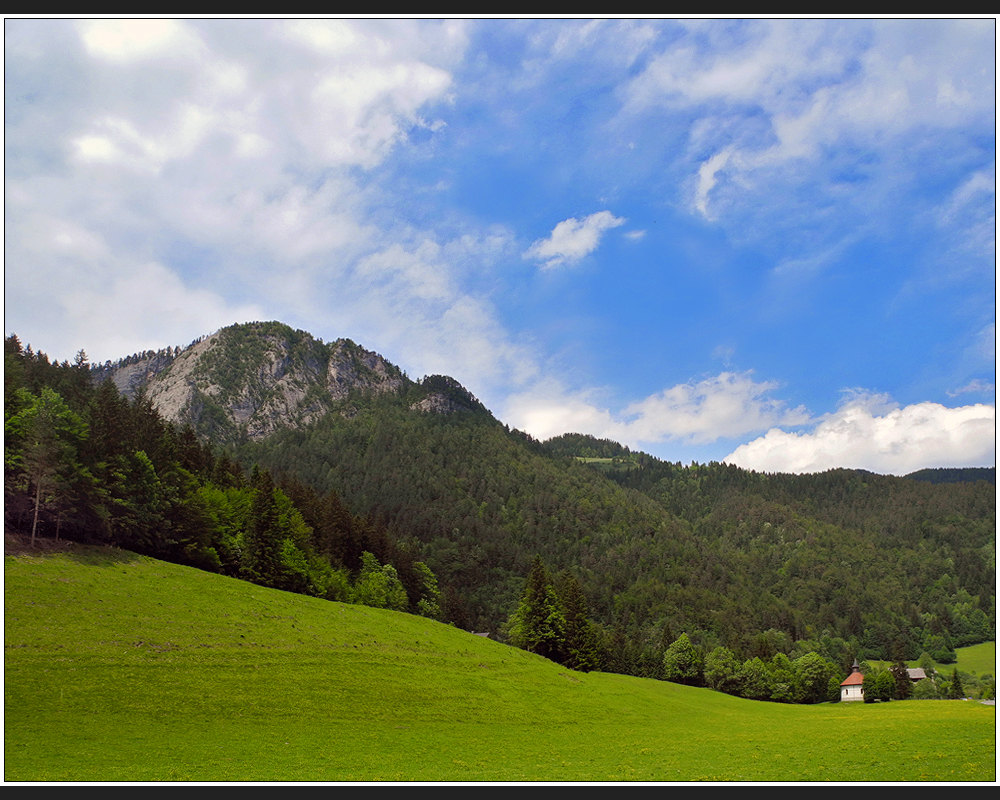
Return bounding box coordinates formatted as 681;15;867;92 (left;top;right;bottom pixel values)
5;546;995;782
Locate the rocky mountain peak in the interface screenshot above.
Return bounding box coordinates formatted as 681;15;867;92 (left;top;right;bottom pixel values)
94;321;485;442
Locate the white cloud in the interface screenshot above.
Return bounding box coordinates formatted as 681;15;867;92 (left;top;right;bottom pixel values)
624;19;995;221
505;371;809;448
59;262;264;363
724;392;995;475
694;148;732;219
524;211;626;270
78;19;200;63
4;19;469;365
623;372;811;444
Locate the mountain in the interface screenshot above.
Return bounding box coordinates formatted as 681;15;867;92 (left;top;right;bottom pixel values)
6;324;995;678
904;467;996;485
93;321;487;444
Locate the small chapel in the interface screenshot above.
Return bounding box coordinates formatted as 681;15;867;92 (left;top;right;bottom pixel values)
840;659;865;702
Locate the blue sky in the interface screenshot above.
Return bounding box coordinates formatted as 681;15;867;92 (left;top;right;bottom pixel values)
5;17;996;474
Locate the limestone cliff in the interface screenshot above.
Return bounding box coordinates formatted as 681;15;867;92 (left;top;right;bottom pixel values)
94;321;483;442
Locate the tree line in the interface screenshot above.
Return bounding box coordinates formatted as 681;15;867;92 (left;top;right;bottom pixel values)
4;334;442;619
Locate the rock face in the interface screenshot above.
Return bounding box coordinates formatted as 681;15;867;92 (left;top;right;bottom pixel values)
94;321;480;442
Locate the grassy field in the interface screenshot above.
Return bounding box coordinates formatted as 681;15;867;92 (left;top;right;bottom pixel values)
932;641;996;677
866;641;996;685
4;542;995;783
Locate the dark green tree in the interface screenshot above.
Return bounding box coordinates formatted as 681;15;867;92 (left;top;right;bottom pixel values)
7;388;88;545
242;468;285;587
862;667;894;703
555;570;600;672
506;555;566;662
948;668;965;699
890;660;913;700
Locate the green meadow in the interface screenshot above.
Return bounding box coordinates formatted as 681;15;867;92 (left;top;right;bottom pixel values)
932;641;996;678
5;544;995;783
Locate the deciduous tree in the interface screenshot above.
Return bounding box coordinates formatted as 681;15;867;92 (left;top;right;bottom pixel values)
662;633;703;686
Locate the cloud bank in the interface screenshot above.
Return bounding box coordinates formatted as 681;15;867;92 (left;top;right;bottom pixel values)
724;392;995;475
506;371;809;449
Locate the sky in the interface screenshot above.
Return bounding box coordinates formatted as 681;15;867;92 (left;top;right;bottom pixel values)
4;17;996;475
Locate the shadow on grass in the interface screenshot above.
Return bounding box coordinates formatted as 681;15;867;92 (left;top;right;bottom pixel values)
5;531;143;566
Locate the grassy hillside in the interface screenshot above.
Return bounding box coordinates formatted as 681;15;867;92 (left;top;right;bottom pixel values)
944;641;997;677
5;541;995;782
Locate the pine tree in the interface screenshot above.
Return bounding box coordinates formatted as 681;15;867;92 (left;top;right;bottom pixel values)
506;555;566;662
556;570;599;671
948;668;965;699
243;467;284;587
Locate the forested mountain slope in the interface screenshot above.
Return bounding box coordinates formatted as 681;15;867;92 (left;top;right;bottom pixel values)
5;323;994;683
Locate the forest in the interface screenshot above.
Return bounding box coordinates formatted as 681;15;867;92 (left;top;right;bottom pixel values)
4;329;995;704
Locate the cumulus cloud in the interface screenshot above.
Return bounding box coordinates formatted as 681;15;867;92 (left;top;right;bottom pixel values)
505;371;809;448
524;211;626;270
724;392;996;475
78;19;202;63
4;18;468;365
622;372;811;444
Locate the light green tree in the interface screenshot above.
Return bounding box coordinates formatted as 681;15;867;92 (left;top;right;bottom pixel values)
352;552;408;611
704;646;741;694
6;388;88;546
738;657;773;701
662;633;703;686
794;652;839;704
412;562;442;619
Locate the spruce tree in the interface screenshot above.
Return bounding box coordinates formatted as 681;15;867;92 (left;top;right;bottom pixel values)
890;660;913;700
556;570;599;672
948;668;965;699
243;467;284;587
506;556;566;662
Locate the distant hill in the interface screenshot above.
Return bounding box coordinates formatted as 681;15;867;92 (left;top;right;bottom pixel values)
904;467;995;485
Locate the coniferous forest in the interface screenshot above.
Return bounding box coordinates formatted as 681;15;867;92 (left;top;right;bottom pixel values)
5;326;995;705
